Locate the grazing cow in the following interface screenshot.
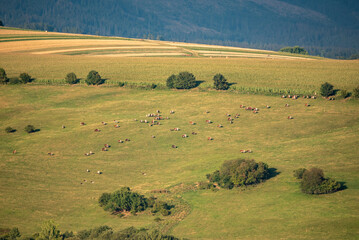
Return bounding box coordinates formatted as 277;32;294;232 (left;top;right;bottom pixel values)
114;124;120;128
206;120;212;124
104;144;110;148
134;119;137;121
305;103;310;107
101;148;107;151
13;150;16;154
174;128;180;131
288;95;291;98
89;151;94;155
247;150;252;153
292;95;298;100
62;125;66;129
230;120;233;124
94;129;100;132
226;113;231;117
240;150;246;153
48;152;54;156
266;105;271;108
144;120;148;123
172;145;177;148
208;137;213;140
156;110;160;113
170;110;175;114
125;139;130;141
97;171;102;174
288;116;293;119
205;110;210;113
189;121;196;125
118;140;124;143
102;122;107;125
182;134;188;138
281;95;286;98
152;135;156;138
312;96;316;99
254;108;259;111
114;120;119;123
285;104;290;107
253;110;258;114
86;169;90;172
80;122;85;126
217;124;223;128
192;132;197;135
85;153;90;156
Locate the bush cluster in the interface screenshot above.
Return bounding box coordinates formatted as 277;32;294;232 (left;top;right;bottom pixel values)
98;187;172;216
166;71;196;89
279;46;308;55
294;168;342;194
206;159;270;189
0;68;9;84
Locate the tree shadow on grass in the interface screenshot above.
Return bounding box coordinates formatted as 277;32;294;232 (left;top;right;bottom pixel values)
33;129;41;133
267;168;280;180
228;82;237;87
338;181;347;191
194;80;205;87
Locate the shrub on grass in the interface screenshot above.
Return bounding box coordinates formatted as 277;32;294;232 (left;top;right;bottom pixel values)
338;90;350;99
38;220;61;240
5;127;16;133
19;73;32;84
151;201;171;216
166;72;196;89
300;168;341;194
353;86;359;98
206;159;270;189
118;81;127;87
24;125;36;133
0;68;9;84
65;72;79;84
320;82;334;97
85;70;103;85
213;73;229;90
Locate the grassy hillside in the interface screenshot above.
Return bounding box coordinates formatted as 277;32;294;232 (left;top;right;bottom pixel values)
0;28;358;239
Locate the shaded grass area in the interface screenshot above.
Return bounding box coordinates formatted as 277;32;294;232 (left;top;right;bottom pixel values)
0;86;358;239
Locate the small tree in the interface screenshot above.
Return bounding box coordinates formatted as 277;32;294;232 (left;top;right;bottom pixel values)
24;125;36;133
320;82;334;97
0;68;9;84
5;127;16;133
175;71;196;89
213;73;229;90
85;70;103;85
37;220;61;240
8;227;21;240
353;86;359;98
65;72;79;84
19;73;32;84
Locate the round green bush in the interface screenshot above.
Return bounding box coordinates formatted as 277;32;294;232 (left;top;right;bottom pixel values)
24;125;36;133
320;82;334;97
65;72;79;84
353;86;359;98
213;73;229;90
85;70;103;85
167;72;196;89
19;73;32;84
5;127;16;133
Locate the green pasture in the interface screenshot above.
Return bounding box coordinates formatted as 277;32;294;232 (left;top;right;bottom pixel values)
0;85;358;239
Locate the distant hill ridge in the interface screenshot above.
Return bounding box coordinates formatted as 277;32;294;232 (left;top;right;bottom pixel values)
0;0;358;58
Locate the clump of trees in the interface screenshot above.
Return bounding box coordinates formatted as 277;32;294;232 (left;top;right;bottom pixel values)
206;159;270;189
0;221;180;240
99;187;172;216
65;72;79;84
213;73;229;90
294;167;342;194
85;70;104;85
0;68;33;85
19;73;32;84
279;46;308;55
320;82;334;97
166;72;196;89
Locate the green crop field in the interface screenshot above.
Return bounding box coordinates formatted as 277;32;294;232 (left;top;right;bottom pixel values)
0;28;359;239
